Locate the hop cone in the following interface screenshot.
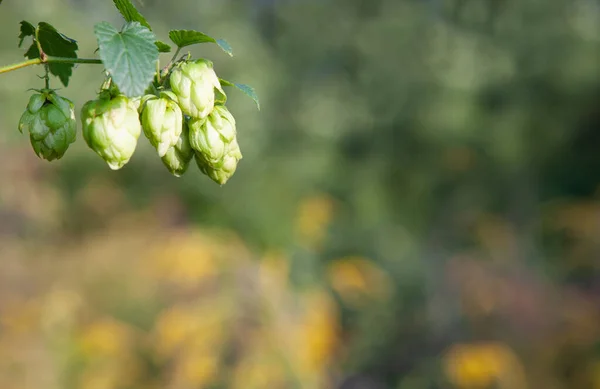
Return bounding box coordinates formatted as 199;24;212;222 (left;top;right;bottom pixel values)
18;90;76;161
81;93;141;170
140;91;183;157
169;59;225;119
161;118;194;177
189;105;242;185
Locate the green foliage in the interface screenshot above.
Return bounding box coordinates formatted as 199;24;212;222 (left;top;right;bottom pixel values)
1;0;259;184
94;21;158;97
168;29;233;56
112;0;151;29
155;40;172;53
17;21;35;46
1;0;600;389
112;0;171;54
220;79;260;110
19;21;78;86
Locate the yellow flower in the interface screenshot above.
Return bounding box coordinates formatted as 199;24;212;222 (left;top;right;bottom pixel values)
295;291;340;376
146;229;218;286
443;342;526;389
327;257;391;306
172;350;220;388
153;302;228;359
78;318;133;358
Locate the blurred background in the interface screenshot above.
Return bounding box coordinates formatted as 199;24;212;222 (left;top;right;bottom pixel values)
1;0;600;388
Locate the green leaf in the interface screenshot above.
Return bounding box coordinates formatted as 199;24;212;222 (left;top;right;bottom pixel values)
38;23;78;86
219;79;260;110
234;83;260;110
112;1;170;56
24;43;39;60
18;21;35;47
94;21;158;97
155;40;171;53
22;22;79;87
168;29;233;57
112;0;151;29
219;78;234;87
215;39;233;56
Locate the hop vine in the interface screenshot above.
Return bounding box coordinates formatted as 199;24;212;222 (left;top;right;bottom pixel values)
0;0;259;185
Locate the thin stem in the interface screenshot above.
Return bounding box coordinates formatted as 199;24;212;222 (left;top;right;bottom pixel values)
46;57;103;65
159;47;182;84
0;56;102;75
43;65;50;89
0;58;43;74
170;47;182;66
156;59;161;84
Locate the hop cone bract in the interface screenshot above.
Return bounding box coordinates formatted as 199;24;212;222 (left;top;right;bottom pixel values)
169;59;225;119
18;90;77;161
161;118;194;177
81;94;141;170
140;91;183;157
189;105;242;185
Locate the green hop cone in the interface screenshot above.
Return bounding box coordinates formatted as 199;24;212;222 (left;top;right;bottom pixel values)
133;94;156;114
140;91;183;157
81;93;142;170
189;105;242;185
169;59;225;119
18;90;76;161
161;118;194;177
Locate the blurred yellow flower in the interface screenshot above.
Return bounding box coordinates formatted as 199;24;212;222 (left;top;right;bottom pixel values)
295;195;336;248
146;229;218;286
171;350;220;388
327;256;391;306
78;318;134;358
443;342;526;389
153;302;228;359
295;291;340;376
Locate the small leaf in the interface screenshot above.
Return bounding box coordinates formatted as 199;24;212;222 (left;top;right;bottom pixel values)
18;21;35;47
215;39;233;56
112;0;168;53
234;83;260;110
219;78;233;87
112;0;151;29
94;21;158;97
155;40;171;53
219;79;260;110
28;22;79;87
168;29;233;57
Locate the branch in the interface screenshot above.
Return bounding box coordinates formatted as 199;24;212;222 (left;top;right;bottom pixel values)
0;56;103;75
